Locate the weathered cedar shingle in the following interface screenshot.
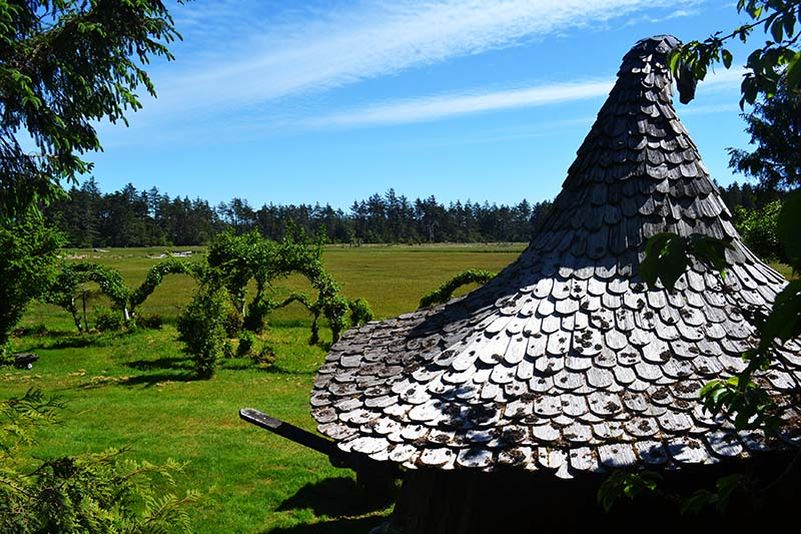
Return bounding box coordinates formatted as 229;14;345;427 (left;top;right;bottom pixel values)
310;35;801;478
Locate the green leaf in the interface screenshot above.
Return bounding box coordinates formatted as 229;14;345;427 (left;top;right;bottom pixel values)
784;12;796;37
785;51;801;90
688;235;731;275
770;17;784;42
668;48;683;74
722;49;733;69
760;281;801;343
640;233;690;291
777;190;801;265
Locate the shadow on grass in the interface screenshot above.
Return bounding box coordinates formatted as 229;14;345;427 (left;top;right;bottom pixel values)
259;364;316;376
118;372;199;388
277;476;394;518
125;355;194;372
267;515;387;534
111;356;199;388
46;336;99;349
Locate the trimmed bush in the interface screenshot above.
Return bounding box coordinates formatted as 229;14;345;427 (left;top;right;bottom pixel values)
237;331;257;357
94;307;123;332
177;287;229;378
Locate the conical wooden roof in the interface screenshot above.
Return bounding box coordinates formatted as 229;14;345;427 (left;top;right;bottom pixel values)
311;36;801;478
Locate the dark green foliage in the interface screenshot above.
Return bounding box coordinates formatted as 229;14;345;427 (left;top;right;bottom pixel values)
223;341;235;360
40;261;130;331
0;1;181;218
177;286;229;378
681;475;751;515
597;471;662;512
223;308;244;338
0;214;63;361
237;331;257;358
45;183;553;247
93;307;123;332
72;262;130;317
639;234;731;291
137;314;163;330
669;1;801;109
734;200;783;260
349;298;374;326
419;269;497;308
43;258;201;332
728;81;801;191
0;389;198;533
777;189;801;264
253;345;277;366
207;231;372;344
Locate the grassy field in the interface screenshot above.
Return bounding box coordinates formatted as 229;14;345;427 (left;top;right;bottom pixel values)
5;244;525;533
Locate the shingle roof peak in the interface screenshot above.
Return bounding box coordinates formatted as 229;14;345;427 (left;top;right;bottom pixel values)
310;36;801;477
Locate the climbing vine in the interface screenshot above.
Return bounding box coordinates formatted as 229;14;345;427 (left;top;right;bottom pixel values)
418;269;497;308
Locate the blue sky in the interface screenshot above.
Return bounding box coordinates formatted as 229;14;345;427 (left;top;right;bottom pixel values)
90;0;757;209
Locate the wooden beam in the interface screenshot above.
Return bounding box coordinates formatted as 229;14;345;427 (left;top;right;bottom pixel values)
239;408;351;468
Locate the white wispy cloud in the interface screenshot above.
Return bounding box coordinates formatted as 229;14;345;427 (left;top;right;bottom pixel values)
306;80;614;128
147;0;699;116
303;66;744;129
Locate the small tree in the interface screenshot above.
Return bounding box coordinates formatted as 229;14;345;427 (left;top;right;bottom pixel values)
0;1;182;216
0;215;63;362
177;286;229;378
734;200;784;260
0;0;183;358
728;81;801;191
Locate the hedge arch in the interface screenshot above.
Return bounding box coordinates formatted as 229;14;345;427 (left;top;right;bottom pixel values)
207;231;373;344
129;258;204;317
44;259;202;331
418;269;497;309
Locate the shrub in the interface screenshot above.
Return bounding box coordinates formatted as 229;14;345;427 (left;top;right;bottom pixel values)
253;345;277;366
177;286;229;378
223;307;244;338
94;307;123;332
419;269;497;308
349;297;374;326
0;214;62;359
243;297;272;333
137;314;163;330
237;331;257;357
734;201;784;261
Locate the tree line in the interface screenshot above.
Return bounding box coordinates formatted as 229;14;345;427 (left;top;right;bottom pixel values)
45;179;782;248
45;180;553;246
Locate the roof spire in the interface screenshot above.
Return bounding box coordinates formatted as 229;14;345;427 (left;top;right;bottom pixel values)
311;36;800;477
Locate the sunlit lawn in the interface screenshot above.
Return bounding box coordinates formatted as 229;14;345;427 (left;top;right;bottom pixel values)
5;244;523;533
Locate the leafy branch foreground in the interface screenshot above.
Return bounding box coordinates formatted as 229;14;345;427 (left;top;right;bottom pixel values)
598;0;801;513
600;192;801;512
0;389;198;533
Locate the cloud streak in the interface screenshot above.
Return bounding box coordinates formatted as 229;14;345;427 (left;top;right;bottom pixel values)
305;66;745;129
149;0;698;116
307;80;614;128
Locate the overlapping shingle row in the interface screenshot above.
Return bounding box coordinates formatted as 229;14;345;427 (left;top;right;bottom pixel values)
311;35;801;479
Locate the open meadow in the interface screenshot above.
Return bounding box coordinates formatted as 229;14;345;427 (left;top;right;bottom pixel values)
4;244;525;533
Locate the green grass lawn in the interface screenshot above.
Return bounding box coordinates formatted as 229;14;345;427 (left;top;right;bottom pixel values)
4;244;524;533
